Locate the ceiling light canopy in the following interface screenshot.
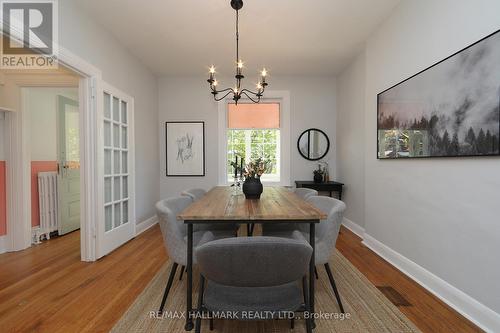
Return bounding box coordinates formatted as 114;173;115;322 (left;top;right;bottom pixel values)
207;0;268;105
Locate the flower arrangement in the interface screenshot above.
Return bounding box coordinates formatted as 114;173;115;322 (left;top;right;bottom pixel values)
313;167;324;177
313;164;325;183
244;158;272;179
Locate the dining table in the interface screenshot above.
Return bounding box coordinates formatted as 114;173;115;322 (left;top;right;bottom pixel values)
178;186;327;331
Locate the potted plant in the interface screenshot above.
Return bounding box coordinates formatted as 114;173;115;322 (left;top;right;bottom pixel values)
313;165;324;183
242;158;271;199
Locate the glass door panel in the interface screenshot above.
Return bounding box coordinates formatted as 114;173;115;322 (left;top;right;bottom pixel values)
101;89;131;233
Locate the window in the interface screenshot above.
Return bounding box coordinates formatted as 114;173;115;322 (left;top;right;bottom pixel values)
226;103;281;182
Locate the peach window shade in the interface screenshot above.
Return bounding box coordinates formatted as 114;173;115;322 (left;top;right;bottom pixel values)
228;103;280;129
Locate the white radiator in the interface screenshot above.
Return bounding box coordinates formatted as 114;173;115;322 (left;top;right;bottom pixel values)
38;172;59;240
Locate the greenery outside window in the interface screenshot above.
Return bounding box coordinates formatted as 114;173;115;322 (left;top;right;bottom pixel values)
226;103;281;182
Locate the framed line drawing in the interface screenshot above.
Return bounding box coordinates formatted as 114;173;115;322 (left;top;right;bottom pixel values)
166;121;205;176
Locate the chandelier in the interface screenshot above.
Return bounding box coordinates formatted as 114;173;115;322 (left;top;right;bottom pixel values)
207;0;268;105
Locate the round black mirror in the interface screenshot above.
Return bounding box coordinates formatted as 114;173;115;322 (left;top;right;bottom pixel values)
297;128;330;161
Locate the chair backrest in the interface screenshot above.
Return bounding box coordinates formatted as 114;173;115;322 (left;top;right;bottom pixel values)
181;188;207;202
156;196;192;263
294;188;318;200
195;236;312;287
308;195;346;248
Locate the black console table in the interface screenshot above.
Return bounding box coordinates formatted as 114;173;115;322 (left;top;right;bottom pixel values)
295;180;344;200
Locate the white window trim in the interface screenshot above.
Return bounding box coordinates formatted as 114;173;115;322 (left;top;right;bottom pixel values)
218;91;290;186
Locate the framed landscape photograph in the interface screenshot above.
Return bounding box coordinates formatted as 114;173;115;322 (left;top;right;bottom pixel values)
377;29;500;159
166;121;205;176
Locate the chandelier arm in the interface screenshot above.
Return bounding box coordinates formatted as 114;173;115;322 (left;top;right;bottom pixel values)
241;91;261;103
212;87;233;94
214;90;234;101
240;88;262;97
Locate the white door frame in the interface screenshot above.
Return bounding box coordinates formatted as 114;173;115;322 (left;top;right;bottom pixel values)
5;45;102;261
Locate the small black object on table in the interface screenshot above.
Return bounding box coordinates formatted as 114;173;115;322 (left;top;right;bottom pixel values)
295;180;344;200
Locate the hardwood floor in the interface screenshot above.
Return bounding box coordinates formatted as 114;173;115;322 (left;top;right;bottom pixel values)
0;225;481;333
336;227;482;333
0;228;167;333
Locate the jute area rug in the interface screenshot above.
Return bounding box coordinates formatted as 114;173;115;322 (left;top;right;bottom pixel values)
112;250;420;332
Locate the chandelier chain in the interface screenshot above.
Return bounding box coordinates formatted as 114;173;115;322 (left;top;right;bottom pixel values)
236;9;239;65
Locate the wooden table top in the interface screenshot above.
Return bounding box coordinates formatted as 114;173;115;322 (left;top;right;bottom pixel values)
178;186;327;222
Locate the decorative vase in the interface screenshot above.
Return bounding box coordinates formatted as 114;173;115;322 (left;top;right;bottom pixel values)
243;177;263;199
313;173;323;183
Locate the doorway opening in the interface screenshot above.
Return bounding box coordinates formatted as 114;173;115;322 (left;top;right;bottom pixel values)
1;33;136;260
23;87;81;244
0;66;82;255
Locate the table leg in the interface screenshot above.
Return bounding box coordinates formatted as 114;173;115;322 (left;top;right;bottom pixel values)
339;189;342;201
185;223;194;331
309;222;316;328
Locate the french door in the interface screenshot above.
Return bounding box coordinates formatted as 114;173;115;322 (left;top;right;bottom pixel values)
96;82;135;258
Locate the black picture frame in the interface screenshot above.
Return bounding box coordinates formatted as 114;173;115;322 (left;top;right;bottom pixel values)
376;29;500;160
297;128;330;161
165;121;205;177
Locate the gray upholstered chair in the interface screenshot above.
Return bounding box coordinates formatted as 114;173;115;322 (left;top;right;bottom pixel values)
293;188;318;200
194;236;313;333
155;197;234;312
262;196;346;313
181;188;207;201
260;188;319;234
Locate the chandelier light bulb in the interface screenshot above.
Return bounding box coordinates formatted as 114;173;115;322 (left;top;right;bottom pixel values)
261;68;267;77
213;79;218;87
237;60;244;69
209;65;216;74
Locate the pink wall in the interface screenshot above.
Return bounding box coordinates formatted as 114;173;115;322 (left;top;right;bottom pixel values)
31;161;58;227
0;161;6;236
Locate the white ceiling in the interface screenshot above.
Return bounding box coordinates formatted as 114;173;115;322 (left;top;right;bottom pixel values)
77;0;400;77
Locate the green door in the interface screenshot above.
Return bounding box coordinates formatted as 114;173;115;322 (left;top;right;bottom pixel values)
57;95;80;235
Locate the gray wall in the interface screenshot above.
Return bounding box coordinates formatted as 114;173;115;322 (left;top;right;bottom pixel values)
338;0;500;316
364;0;500;314
158;76;336;199
337;52;366;228
23;88;78;161
59;0;160;222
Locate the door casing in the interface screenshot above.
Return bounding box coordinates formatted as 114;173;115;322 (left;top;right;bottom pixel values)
5;44;104;261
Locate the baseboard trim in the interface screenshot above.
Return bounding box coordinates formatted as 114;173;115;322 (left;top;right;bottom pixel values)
342;217;365;238
0;235;7;254
136;216;158;236
362;234;500;333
